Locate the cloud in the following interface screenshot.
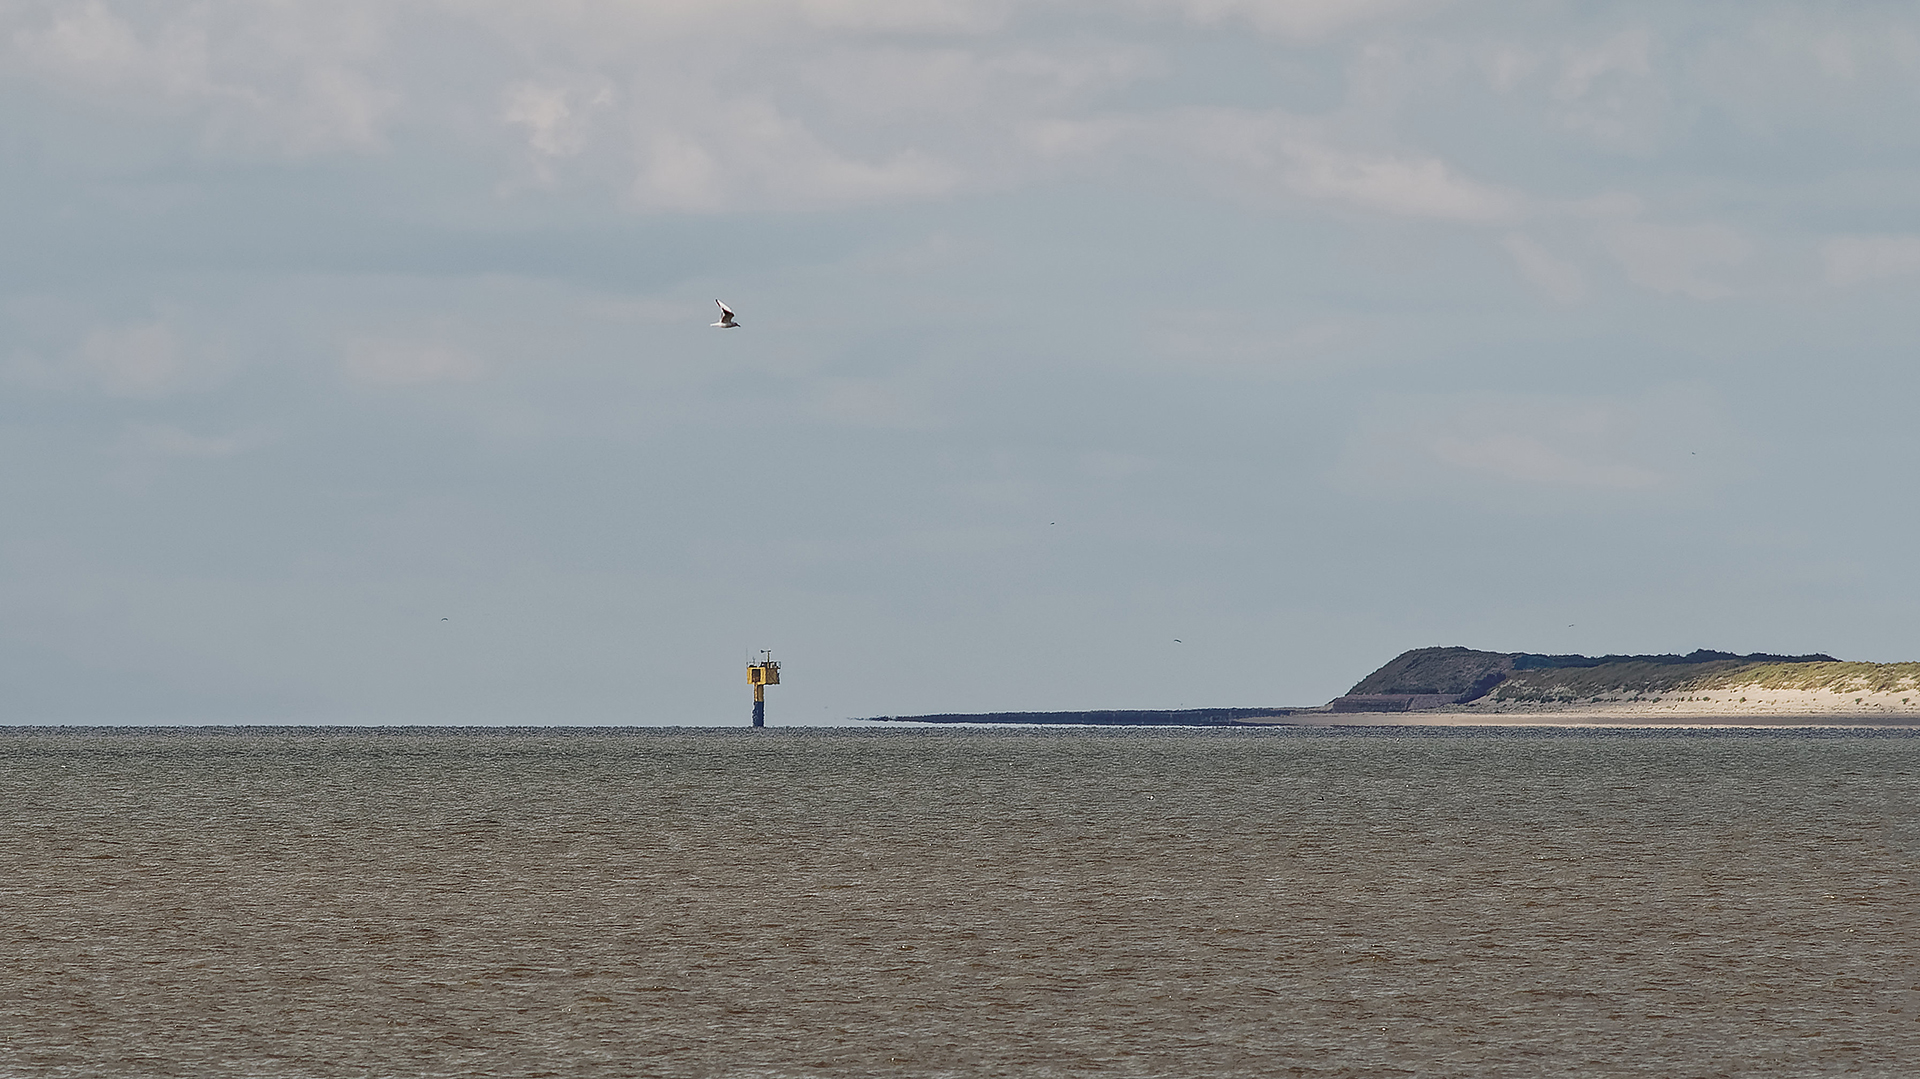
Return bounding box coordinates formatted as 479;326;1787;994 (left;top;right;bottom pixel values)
1500;233;1587;302
1823;235;1920;286
627;98;962;211
799;43;1159;122
1280;141;1518;222
806;378;940;430
120;423;260;460
1104;108;1521;222
1428;431;1660;490
1691;10;1920;142
790;0;1014;34
502;78;612;160
1549;28;1666;153
4;0;1917;275
341;338;482;386
1599;220;1751;299
1149;0;1459;41
1149;315;1364;377
11;0;205;96
1554;29;1653;100
5;320;227;398
1077;450;1157;481
72;320;187;395
9;1;1527;215
105;422;263;486
1337;389;1723;498
8;0;394;154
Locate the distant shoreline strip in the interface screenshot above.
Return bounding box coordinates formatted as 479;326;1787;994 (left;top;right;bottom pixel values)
860;709;1920;729
862;709;1302;727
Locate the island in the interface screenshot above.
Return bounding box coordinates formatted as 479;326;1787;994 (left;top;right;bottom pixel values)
862;646;1920;726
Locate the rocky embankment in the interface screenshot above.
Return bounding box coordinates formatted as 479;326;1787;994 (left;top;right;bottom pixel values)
1328;646;1920;721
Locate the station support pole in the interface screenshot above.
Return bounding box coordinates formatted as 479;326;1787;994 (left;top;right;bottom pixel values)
748;654;778;727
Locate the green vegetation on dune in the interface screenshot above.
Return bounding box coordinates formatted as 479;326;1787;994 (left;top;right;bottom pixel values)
1692;661;1920;694
1350;646;1914;706
1490;660;1920;703
1346;647;1512;697
1492;660;1752;702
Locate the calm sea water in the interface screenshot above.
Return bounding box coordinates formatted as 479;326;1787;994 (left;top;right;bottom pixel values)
2;726;1915;1078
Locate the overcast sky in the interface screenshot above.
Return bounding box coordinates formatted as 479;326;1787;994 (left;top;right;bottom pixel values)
4;0;1918;725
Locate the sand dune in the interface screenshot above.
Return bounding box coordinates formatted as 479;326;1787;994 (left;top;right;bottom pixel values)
1288;686;1920;727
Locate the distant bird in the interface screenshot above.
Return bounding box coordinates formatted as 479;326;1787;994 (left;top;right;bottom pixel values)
442;617;449;621
1173;639;1182;643
712;300;740;328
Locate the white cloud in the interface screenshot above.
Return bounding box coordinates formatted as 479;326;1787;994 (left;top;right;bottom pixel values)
121;423;259;460
1019;115;1132;161
7;1;1536;215
1600;221;1751;299
806;378;940;430
1500;233;1586;302
8;0;394;154
1077;450;1157;481
12;0;203;95
1692;11;1920;140
5;320;230;398
1483;45;1540;92
1337;389;1722;497
1106;108;1520;222
1428;431;1660;489
268;64;390;154
799;43;1158;121
1150;0;1458;41
341;338;482;386
1548;28;1666;153
1823;235;1920;286
1555;28;1653;99
503;78;612;160
73;320;185;395
1280;141;1518;222
792;0;1014;34
632;131;727;212
5;0;1917;239
1149;315;1363;377
627;98;961;211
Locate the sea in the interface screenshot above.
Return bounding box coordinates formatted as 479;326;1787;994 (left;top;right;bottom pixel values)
2;726;1915;1078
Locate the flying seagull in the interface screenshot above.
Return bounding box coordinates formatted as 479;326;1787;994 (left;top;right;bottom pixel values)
712;300;740;329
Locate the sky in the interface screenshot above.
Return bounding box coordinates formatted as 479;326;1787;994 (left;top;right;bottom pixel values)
4;0;1919;725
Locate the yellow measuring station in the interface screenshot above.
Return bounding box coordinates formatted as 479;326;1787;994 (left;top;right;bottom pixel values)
747;652;780;727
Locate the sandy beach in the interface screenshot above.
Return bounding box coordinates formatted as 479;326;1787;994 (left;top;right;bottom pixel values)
1253;686;1920;728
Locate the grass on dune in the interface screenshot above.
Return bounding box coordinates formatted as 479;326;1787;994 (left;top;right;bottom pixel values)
1492;660;1920;702
1691;661;1920;694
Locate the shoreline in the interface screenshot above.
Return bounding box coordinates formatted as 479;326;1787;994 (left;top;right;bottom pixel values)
1256;713;1920;729
871;686;1920;729
867;711;1920;730
1257;688;1920;728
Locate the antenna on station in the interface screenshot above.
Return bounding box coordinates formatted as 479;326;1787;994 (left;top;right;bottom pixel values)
746;650;781;727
